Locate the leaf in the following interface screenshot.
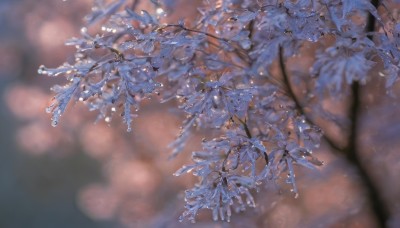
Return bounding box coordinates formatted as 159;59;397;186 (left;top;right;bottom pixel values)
237;10;257;23
85;0;126;25
38;63;75;77
173;164;198;176
125;7;147;24
47;77;81;127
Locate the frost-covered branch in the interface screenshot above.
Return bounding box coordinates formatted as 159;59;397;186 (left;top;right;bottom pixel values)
39;0;399;223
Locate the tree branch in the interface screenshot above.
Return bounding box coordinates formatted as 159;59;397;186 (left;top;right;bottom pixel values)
278;46;343;152
346;82;389;227
279;38;389;225
342;1;390;226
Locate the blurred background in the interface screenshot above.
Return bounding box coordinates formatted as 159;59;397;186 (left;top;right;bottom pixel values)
0;0;400;227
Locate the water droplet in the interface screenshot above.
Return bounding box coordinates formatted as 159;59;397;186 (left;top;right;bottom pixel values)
38;65;46;74
51;120;58;127
80;27;87;34
156;7;164;15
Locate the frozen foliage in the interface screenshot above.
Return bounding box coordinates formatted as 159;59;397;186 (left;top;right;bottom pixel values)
39;0;399;223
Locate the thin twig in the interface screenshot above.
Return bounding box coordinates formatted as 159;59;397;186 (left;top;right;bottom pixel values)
163;24;227;41
162;24;252;64
234;116;269;164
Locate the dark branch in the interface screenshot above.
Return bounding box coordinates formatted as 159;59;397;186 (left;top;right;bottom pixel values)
278;46;343;152
236;117;252;139
346;82;389;227
343;1;390;226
